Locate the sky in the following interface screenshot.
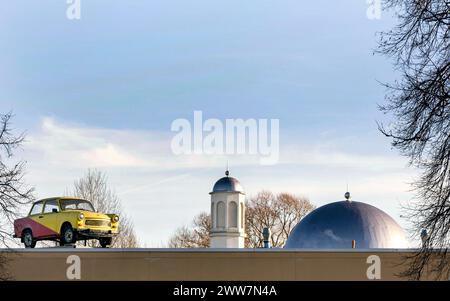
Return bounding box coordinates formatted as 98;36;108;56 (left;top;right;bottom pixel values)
0;1;420;247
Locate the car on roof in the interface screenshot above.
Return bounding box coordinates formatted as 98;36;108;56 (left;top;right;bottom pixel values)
13;197;119;248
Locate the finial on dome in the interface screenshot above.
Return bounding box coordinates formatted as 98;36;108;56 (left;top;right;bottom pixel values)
344;191;351;201
225;160;229;177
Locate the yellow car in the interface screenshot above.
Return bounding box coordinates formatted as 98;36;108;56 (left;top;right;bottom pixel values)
13;197;119;248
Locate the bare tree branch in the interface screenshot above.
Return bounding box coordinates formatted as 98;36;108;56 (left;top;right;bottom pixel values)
73;169;139;248
378;0;450;280
0;112;34;279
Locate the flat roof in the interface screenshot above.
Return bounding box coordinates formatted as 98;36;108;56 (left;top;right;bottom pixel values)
0;247;430;253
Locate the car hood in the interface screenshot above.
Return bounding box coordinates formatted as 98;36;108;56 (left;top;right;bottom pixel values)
63;210;110;219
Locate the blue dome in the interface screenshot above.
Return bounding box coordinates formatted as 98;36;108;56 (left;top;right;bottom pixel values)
284;200;408;249
211;176;244;193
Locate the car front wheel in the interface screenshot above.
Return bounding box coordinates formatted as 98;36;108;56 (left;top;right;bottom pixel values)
99;237;112;248
23;229;36;248
61;224;76;245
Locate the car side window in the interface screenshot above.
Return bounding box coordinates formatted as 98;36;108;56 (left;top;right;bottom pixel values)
43;200;59;213
29;202;43;215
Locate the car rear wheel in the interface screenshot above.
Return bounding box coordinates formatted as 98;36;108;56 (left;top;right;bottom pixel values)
61;224;76;245
23;229;36;248
99;237;112;248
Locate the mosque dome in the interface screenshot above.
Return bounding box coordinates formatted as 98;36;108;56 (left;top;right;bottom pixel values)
211;171;244;194
284;193;408;249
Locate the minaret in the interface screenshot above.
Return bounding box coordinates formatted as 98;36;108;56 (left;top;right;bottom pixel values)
209;169;246;248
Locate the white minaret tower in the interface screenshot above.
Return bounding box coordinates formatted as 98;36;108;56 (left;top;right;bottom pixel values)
210;169;246;248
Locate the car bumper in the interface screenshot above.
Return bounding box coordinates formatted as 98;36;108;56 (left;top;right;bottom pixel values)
76;229;118;238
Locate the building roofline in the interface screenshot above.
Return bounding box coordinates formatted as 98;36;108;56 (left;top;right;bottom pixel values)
0;248;442;253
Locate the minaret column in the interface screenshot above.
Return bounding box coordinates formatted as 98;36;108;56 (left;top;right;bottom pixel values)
209;170;246;248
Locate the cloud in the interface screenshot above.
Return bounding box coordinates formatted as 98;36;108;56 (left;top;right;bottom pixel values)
280;142;408;172
81;143;144;167
26;117;261;170
25;117;409;172
27;117;158;168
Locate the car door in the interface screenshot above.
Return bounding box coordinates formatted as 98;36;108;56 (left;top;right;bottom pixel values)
40;200;61;238
26;201;49;239
14;201;43;237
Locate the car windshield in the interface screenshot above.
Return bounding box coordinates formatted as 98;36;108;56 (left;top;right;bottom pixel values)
60;199;95;212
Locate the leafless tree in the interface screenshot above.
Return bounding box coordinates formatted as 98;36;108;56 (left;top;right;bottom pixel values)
246;191;315;248
377;0;450;279
73;169;138;248
168;191;314;248
0;112;34;279
168;212;211;248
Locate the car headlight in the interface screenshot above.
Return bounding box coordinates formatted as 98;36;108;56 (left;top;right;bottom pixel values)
78;213;84;220
113;215;119;222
